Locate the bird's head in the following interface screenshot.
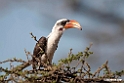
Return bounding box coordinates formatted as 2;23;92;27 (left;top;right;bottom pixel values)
52;18;82;33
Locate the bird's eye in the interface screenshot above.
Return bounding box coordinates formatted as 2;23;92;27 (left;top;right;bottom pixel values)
61;21;67;26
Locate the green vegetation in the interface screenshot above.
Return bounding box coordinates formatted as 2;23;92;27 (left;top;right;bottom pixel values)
0;43;123;83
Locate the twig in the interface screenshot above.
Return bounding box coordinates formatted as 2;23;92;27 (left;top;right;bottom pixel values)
24;49;32;61
79;59;85;77
30;32;38;42
83;61;91;78
67;49;72;67
92;60;108;78
75;60;81;69
0;58;26;64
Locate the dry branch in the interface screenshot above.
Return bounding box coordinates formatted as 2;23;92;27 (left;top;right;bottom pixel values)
0;34;123;83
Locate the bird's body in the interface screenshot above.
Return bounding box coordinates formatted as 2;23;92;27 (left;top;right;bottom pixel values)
32;18;82;69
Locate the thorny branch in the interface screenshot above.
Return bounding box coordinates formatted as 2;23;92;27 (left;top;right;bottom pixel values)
0;34;123;83
92;61;109;78
30;32;38;42
30;32;45;54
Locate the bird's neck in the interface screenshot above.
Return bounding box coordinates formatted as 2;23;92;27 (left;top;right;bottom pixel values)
51;30;63;39
47;30;63;46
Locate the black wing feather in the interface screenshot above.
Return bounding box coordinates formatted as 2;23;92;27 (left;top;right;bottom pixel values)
32;36;47;69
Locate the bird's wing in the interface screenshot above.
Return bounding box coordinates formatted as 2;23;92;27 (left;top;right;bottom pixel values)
33;36;47;57
32;36;47;69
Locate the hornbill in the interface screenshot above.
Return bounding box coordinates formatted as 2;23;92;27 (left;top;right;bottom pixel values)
32;18;82;69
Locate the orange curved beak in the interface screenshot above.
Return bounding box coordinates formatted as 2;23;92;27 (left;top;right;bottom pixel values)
64;20;82;30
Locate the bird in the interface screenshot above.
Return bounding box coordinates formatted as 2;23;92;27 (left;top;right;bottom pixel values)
32;18;82;69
